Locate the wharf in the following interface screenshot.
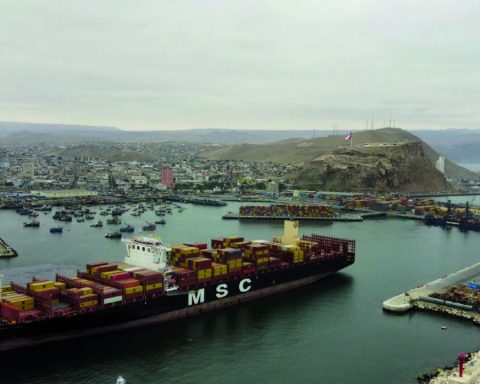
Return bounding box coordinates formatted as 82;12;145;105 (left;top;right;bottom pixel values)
222;212;364;222
0;238;18;258
383;262;480;314
387;212;424;220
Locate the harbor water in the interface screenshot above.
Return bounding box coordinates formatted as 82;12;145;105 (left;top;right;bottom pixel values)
1;202;480;384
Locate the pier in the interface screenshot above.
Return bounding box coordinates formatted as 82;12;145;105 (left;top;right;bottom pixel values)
383;263;480;314
221;212;364;222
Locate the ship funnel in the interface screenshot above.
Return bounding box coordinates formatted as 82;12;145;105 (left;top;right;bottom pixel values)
280;220;300;245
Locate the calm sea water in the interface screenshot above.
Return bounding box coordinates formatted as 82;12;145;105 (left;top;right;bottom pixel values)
1;201;480;384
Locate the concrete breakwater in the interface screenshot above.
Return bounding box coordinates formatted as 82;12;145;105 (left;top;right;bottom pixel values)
383;262;480;316
384;263;480;383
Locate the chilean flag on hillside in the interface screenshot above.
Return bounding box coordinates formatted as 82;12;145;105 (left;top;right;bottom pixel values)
345;131;352;141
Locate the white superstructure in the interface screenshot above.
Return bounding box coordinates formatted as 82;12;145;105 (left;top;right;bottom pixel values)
122;237;171;272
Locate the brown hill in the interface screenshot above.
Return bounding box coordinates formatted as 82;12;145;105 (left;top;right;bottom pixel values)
292;142;453;193
201;128;475;180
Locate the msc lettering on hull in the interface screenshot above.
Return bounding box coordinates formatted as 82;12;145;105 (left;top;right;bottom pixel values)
187;278;252;306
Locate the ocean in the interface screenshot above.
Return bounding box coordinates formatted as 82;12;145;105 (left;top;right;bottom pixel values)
1;201;480;384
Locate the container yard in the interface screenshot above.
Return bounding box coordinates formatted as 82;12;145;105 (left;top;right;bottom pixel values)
239;204;335;218
223;204;364;222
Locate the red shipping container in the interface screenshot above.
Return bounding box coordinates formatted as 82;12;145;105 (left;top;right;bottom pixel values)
18;309;43;322
87;262;108;270
74;294;97;303
109;272;131;281
201;249;217;257
113;278;140;288
184;242;208;250
124;292;144;300
96;264;118;273
187;257;212;270
33;288;60;299
100;287;122;298
269;257;282;267
211;238;226;249
242;264;256;274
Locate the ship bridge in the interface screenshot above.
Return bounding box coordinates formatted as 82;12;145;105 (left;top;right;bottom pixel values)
123;236;171;272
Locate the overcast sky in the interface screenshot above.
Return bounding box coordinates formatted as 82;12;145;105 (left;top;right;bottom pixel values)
0;1;479;131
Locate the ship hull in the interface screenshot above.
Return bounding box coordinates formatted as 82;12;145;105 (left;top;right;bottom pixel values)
0;257;352;351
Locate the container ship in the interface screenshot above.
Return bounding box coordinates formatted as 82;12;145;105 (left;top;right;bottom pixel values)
0;221;355;351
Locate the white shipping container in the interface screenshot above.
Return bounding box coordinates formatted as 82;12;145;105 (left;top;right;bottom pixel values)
103;296;123;304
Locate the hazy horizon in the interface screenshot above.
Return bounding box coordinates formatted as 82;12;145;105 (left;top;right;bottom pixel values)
1;1;479;131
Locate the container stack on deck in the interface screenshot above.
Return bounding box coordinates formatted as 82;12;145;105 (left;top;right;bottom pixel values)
0;232;355;325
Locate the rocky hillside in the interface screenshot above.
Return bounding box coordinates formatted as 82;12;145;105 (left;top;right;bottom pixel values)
291;142;453;193
201;128;476;180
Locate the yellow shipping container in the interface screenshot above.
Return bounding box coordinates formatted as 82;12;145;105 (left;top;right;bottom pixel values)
54;282;66;290
78;287;93;295
1;285;12;293
179;246;200;255
213;264;227;277
146;283;163;291
9;303;34;311
29;280;55;291
125;286;143;295
79;300;97;308
197;269;212;279
5;297;34;307
34;287;59;295
100;270;122;279
2;292;23;299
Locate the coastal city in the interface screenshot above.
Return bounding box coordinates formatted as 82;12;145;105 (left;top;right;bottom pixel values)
0;142;295;196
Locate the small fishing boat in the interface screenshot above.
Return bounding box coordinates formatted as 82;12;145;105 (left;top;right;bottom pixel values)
90;220;103;228
50;227;63;233
24;220;40;228
105;231;122;239
142;223;156;231
155;219;166;225
107;217;121;225
120;224;135;233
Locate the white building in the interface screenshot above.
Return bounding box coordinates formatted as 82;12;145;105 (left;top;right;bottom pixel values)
436;156;445;174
